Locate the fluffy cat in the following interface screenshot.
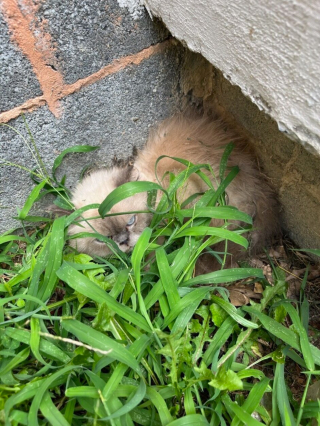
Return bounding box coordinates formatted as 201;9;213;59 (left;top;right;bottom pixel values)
68;114;279;266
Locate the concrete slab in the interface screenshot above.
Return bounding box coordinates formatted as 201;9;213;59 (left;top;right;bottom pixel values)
144;0;320;156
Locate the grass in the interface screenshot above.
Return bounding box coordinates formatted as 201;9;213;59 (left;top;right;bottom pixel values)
1;134;320;425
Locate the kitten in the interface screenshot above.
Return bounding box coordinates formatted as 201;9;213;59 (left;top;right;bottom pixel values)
68;114;279;266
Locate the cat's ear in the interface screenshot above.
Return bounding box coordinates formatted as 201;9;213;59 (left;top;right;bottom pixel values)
130;166;140;181
130;167;150;182
47;204;74;217
114;165;135;186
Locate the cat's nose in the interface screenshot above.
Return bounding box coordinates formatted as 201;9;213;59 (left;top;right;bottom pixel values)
114;233;129;246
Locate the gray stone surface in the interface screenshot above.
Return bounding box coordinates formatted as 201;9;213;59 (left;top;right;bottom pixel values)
38;0;169;84
0;45;182;232
0;14;42;112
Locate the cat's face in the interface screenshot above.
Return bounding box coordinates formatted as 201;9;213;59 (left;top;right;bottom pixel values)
68;201;152;257
68;167;152;257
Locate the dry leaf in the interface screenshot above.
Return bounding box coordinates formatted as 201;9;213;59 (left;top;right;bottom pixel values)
229;290;250;306
254;282;263;294
227;283;263;306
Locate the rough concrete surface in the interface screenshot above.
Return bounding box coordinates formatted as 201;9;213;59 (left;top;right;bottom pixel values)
117;0;145;19
38;0;169;84
0;14;41;112
144;0;320;156
0;45;182;232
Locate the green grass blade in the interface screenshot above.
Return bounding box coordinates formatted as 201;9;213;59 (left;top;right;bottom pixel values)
243;306;320;366
64;203;99;226
231;378;270;426
63;398;76;424
28;365;81;426
219;142;234;181
5;327;71;363
273;362;296;425
66;386;98;398
281;302;315;371
56;262;151;332
0;293;49;317
37;216;66;303
40;391;70;426
0;268;31;293
171;290;210;335
184;387;196;415
68;231;127;261
175;227;248;249
156;248;180;309
101;335;150;401
101;379;146;421
203;316;235;364
0;235;30;244
293;248;320;257
211;295;259;329
167;414;210;425
52;145;99;181
209;166;239;207
221;394;264;426
144;239;197;309
30;317;49;366
162;287;210;329
8;410;28;426
131;227;155;329
146;387;173;425
18;179;48;220
4;377;66;424
0;347;30;376
14;215;53;222
131;227;152;289
99;181;167;217
183;268;264;287
25;235;50;312
177;206;252;224
62;319;141;373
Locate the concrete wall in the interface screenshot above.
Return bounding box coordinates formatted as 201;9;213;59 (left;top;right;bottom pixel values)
179;51;320;250
142;0;320;249
0;0;183;232
144;0;320;156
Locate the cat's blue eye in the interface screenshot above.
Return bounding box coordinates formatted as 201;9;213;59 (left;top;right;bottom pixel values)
126;215;136;227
